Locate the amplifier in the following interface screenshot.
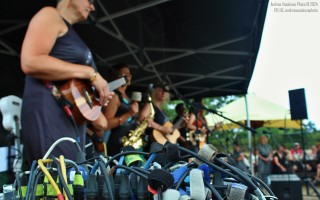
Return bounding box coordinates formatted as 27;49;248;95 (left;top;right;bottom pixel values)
269;174;302;200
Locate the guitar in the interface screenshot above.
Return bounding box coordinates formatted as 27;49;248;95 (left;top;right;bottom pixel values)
188;123;222;149
188;129;207;149
59;77;126;125
152;117;183;145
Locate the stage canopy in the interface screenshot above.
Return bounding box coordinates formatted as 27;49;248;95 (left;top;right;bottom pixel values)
206;94;301;130
0;0;269;100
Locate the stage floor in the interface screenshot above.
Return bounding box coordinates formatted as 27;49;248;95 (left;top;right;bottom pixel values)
302;184;320;200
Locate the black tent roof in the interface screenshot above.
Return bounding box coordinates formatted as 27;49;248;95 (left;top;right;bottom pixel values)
0;0;269;99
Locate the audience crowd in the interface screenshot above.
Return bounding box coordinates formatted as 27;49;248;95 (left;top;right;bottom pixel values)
249;140;320;185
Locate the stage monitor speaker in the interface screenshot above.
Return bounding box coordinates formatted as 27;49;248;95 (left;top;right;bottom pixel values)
270;174;302;200
288;88;308;120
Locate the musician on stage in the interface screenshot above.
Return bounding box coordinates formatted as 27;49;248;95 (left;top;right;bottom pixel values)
139;82;175;151
187;97;208;150
20;0;113;167
173;103;190;147
102;64;139;156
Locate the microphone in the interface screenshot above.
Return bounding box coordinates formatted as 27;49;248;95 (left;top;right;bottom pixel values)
193;144;218;166
142;83;154;102
147;83;154;93
144;142;164;170
164;141;180;162
153;189;180;200
179;195;192;200
189;169;206;200
148;169;174;194
131;91;142;103
226;183;248;200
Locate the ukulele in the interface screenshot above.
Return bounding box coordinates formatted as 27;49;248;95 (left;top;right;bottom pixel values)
59;77;126;125
152;117;183;145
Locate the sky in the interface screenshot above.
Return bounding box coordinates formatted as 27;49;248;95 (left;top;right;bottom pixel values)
248;0;320;129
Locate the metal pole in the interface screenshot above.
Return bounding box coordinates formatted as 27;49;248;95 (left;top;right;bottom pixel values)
245;94;254;175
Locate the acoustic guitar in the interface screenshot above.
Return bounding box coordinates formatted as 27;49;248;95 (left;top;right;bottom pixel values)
188;129;207;149
152;117;183;145
59;77;126;125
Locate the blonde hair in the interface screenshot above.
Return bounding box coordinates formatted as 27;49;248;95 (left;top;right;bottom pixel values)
260;135;268;143
151;87;170;102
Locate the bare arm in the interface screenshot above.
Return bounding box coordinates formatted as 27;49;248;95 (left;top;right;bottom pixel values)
187;113;196;130
103;95;138;129
21;7;94;80
20;7;112;105
237;152;245;162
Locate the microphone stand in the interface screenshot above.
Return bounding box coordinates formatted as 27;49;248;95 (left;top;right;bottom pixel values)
191;103;259;175
194;107;201;151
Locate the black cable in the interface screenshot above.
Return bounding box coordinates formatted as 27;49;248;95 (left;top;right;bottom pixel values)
178;146;258;190
76;155;103;165
157;187;163;200
14;172;23;200
25;161;39;200
98;160;115;200
174;167;193;190
203;179;223;200
248;174;275;196
64;159;80;172
50;156;73;200
211;185;228;190
113;165;149;179
31;170;45;200
132;166;151;175
163;156;193;170
178;146;241;179
214;157;257;190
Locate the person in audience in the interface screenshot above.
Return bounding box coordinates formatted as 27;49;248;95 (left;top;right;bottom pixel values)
290;142;312;172
255;135;273;185
312;142;320;184
272;144;291;174
233;141;250;173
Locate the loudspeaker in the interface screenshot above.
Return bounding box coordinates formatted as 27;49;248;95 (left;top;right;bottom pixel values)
288;88;308;120
270;174;302;200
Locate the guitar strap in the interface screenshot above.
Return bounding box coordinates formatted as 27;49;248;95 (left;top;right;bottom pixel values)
43;80;72;109
153;104;169;125
43;80;81;144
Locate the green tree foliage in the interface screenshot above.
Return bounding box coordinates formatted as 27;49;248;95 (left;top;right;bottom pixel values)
160;95;320;153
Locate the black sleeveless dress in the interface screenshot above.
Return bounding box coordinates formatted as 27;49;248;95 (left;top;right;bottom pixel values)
106;90;137;156
21;19;96;165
